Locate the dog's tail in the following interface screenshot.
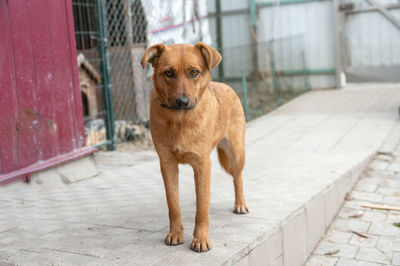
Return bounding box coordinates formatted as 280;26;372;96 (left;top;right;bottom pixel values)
217;147;233;175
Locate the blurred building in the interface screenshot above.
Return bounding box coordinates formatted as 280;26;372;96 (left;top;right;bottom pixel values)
208;0;400;90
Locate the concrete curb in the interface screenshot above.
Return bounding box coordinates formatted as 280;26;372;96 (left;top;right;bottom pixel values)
32;155;98;188
227;152;375;266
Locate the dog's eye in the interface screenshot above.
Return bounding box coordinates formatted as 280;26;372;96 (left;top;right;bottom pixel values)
189;70;199;78
164;70;175;79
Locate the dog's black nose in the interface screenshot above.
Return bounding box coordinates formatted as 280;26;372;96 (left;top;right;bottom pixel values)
175;97;190;108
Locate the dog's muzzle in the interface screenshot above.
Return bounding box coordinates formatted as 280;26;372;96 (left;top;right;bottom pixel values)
160;97;197;110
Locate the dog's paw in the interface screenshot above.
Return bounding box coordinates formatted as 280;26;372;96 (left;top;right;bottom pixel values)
233;204;249;214
190;237;211;252
165;231;184;246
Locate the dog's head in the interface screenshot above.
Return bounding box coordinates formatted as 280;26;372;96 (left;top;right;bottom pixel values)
141;43;221;110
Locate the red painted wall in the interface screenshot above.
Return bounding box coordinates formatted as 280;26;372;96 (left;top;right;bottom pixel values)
0;0;88;181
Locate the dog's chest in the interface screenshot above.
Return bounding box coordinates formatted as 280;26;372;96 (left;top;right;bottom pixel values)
171;145;181;154
155;116;212;162
169;144;192;163
167;135;205;163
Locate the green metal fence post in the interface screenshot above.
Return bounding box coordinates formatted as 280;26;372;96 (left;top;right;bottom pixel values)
301;51;310;91
270;61;279;105
241;69;249;122
250;0;257;27
268;42;279;105
216;0;224;82
96;0;116;150
249;0;259;91
259;0;324;7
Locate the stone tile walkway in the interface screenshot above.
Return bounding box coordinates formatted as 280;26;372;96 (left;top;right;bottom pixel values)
307;145;400;266
1;83;400;265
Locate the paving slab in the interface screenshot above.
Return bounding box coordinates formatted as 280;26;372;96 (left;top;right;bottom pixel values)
307;139;400;266
1;83;400;265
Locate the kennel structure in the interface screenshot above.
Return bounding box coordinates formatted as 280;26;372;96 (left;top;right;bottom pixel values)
78;53;102;119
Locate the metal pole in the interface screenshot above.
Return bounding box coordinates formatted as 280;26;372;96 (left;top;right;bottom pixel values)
96;0;116;150
259;0;325;7
215;0;224;81
241;69;249;122
269;44;279;105
271;61;279;105
301;51;310;91
249;0;259;91
250;0;257;26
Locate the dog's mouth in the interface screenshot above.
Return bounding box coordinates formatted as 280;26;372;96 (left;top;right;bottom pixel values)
160;98;197;111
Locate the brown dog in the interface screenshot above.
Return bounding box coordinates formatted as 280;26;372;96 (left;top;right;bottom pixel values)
141;43;248;253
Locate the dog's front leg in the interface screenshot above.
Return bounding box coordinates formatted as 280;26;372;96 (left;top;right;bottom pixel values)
191;158;212;252
160;158;184;246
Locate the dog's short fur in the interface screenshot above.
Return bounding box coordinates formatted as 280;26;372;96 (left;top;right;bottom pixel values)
141;43;248;253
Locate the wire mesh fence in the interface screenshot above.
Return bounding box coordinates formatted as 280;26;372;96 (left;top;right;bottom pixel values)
105;0;148;123
219;35;310;121
72;0;110;147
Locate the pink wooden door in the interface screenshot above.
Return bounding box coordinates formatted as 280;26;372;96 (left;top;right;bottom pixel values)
0;0;94;184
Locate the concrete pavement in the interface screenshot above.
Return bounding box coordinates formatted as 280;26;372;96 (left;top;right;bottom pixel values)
1;83;400;265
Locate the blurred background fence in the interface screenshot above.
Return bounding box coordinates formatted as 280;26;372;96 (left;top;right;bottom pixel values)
219;35;310;121
71;0;400;150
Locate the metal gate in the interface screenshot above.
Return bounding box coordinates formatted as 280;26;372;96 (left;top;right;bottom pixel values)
339;0;400;82
73;0;115;150
72;0;154;150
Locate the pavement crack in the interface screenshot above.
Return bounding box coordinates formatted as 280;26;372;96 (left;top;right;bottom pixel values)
42;248;100;258
90;223;159;232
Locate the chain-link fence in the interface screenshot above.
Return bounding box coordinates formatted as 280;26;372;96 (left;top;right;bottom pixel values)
72;0;150;150
105;0;149;123
73;0;110;148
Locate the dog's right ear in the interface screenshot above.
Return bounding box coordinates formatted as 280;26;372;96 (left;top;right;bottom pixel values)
141;43;166;68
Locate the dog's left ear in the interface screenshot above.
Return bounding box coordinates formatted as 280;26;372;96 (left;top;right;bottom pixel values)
195;42;221;70
141;43;166;68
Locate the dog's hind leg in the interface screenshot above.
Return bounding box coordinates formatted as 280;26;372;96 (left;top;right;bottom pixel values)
217;146;233;175
217;138;248;214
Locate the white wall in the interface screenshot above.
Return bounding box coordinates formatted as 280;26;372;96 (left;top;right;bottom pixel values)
345;0;400;67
